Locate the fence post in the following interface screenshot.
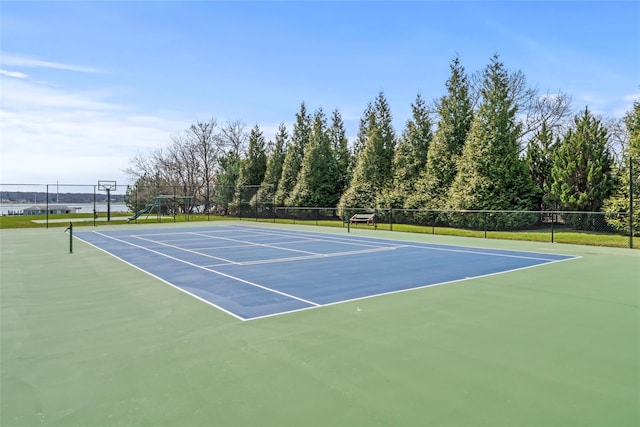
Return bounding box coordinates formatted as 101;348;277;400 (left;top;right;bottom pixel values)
483;212;487;238
93;185;97;226
390;208;393;232
374;208;378;230
551;212;555;243
630;157;635;249
135;184;138;224
347;209;350;233
46;184;49;229
432;212;435;235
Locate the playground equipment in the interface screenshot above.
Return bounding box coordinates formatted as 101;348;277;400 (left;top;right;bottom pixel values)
127;195;194;223
127;204;154;222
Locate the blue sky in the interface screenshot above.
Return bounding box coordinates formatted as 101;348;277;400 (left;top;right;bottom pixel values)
1;1;639;187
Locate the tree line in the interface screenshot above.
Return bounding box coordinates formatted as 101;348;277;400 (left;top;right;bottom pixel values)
126;54;639;232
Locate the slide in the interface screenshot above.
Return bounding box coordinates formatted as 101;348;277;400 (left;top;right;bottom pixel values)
127;204;153;223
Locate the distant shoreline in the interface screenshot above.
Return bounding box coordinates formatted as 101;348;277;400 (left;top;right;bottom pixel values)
0;203;129;216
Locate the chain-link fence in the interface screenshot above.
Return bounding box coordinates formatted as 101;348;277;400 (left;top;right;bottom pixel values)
1;182;636;247
373;208;632;241
0;183;129;226
247;207;634;247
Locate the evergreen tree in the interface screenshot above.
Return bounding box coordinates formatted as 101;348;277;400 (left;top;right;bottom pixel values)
237;124;267;205
550;107;616;214
338;92;396;212
373;91;397;186
352;102;374;159
526;121;558;211
604;101;640;234
329;109;352;200
407;56;473;211
447;55;535;228
287;108;339;207
378;93;432;208
275;102;311;206
255;123;288;206
212;150;241;214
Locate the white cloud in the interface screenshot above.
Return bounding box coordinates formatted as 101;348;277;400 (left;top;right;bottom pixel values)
1;53;104;73
0;69;28;79
0;74;189;186
2;78;120;111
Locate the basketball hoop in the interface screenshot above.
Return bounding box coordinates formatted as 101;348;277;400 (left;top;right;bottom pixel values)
98;180;117;191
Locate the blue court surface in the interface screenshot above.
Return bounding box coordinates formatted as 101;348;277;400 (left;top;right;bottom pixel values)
75;225;579;320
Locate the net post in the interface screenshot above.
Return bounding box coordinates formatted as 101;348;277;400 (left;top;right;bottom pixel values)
65;222;73;254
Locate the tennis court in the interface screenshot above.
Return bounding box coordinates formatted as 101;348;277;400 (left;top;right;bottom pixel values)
2;221;638;426
75;225;578;320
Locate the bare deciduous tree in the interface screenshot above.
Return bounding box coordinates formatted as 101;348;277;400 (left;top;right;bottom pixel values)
470;65;573;150
220;120;248;157
603;116;629;166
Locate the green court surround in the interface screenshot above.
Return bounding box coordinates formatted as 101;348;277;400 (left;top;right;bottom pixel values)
2;222;638;426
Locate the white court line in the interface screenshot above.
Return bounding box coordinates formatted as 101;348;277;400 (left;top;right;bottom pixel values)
90;231;320;308
221;227;401;251
227;226;402;249
131;234;240;265
133;229;402;266
229;225;575;262
245;255;581;321
74;235;246;321
188;232;323;256
236;245;401;266
401;243;569;262
78;226;580;322
184;229;405;264
188;239;319;251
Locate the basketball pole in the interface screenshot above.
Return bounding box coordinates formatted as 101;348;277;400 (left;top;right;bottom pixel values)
106;187;111;221
98;181;116;222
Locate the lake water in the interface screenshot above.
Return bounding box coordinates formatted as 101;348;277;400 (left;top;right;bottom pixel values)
0;203;129;216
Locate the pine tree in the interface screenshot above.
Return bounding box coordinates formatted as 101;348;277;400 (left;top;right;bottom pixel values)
287;108;339;207
237;124;267;206
447;55;535;229
550;107;616;215
212;150;241;214
255;123;288;206
378;93;432;209
526;121;558;211
338;92;396;212
603;101;640;234
329;109;352;199
352;102;374;160
407;56;473;211
374;91;397;186
275;102;311;206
